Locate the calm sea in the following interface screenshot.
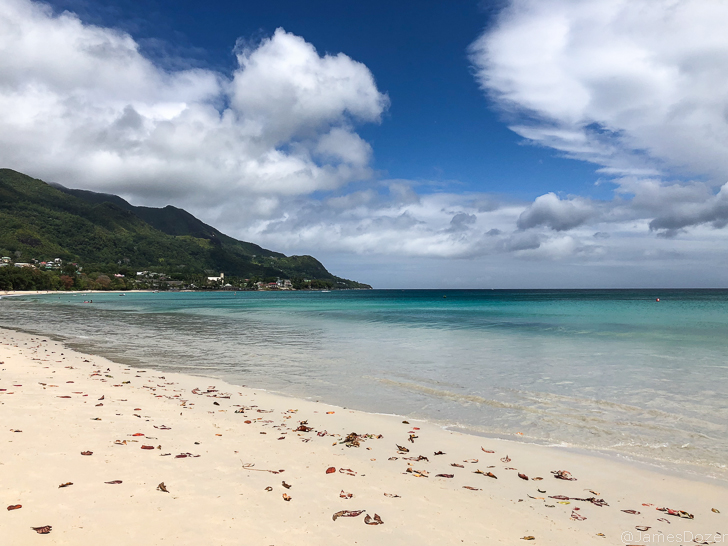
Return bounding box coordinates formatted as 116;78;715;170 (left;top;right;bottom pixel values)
2;289;727;478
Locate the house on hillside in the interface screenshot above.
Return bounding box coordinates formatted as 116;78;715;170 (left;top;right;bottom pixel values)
207;272;224;283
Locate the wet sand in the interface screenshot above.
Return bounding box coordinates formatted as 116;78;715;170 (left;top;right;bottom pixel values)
1;326;726;545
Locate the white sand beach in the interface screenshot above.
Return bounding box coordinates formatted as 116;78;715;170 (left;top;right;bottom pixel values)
1;326;726;545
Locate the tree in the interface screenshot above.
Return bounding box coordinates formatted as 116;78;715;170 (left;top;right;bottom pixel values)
59;275;74;290
96;274;111;289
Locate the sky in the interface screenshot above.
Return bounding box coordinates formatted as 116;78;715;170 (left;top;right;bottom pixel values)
1;0;728;288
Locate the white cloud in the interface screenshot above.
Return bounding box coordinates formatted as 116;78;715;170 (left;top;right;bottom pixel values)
470;0;728;182
648;182;728;234
517;192;595;231
0;0;388;200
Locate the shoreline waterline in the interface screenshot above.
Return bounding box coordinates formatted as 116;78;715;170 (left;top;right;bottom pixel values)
2;288;727;482
2;320;725;487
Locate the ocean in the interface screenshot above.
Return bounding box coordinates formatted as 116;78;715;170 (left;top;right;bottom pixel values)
2;289;727;479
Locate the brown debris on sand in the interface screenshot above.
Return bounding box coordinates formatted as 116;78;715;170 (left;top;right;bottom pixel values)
364;513;384;525
657;507;694;519
31;526;52;534
332;509;365;521
551;470;576;481
403;455;428;462
570;509;587;521
7;504;22;510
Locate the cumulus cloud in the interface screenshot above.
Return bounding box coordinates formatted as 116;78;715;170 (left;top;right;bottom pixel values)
470;0;728;183
0;0;388;200
517;192;595;231
648;182;728;235
449;212;477;231
468;0;728;240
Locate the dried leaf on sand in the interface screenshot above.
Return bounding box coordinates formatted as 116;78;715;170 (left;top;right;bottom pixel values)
332;510;365;521
364;513;384;525
657;507;694;519
551;470;576;481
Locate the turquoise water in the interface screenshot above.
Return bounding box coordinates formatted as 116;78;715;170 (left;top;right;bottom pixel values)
2;289;727;477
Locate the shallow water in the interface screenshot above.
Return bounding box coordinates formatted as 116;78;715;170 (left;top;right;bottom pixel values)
2;289;727;478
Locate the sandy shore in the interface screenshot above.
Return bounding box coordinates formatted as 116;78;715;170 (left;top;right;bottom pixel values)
1;327;726;545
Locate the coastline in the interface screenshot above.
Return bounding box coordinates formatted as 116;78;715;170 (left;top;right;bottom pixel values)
1;326;726;544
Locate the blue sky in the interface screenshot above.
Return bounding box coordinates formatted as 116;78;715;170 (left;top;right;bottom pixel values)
2;0;728;287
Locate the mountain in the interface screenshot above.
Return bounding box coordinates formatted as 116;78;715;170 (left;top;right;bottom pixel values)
0;168;370;288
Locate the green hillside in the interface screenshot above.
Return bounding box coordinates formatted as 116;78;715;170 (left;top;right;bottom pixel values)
0;169;370;289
